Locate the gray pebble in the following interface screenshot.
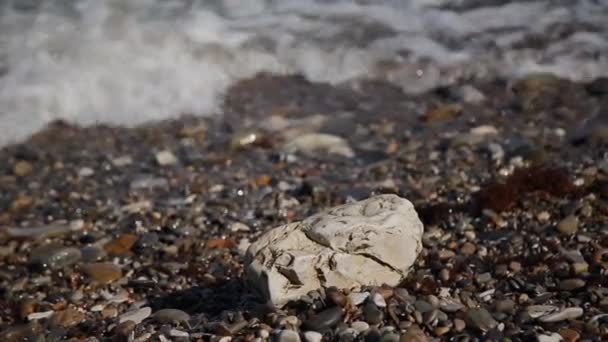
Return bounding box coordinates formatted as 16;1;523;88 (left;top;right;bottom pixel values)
495;299;516;313
414;300;433;313
466;308;497;332
363;303;383;325
273;329;301;342
119;307;151;324
152;309;190;325
351;321;370;333
30;243;82;270
303;331;322;342
379;332;399;342
559;279;586;291
304;307;343;332
80;245;106;262
348;292;369;306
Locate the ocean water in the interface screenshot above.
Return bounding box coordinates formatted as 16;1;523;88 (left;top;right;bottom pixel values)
1;0;607;147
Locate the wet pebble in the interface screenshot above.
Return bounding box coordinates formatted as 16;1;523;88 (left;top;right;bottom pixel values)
152;309;190;325
559;279;586;291
363;303;383;325
49;308;85;328
274;329;301;342
304;307;343;332
82;262;122;284
558;215;579;235
30;243;82;270
465;308;497;332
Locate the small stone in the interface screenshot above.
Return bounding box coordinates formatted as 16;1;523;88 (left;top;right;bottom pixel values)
351;321;370;333
30;243;82;270
27;311;54;321
82;262;122;284
135;232;159;250
114;320;136;337
438;249;455;260
111;155;132;167
453;318;466;332
283;133;355;158
558;215;579;235
49;308;84;327
363;303;383;325
274;329;301;342
101;306;118;319
434;326;450;336
349;292;370;306
170;329;189;338
304;307;343;332
7;224;81;240
372;293;387;308
104;234;138;255
80;245;106;262
539;307;583;322
466;308;497;332
231;222;251;232
559;279;586;291
78;167;94;177
460;242;476;255
119;307;151;324
13;161;34;176
537;211;551;222
423;104;462;123
152;309;190;325
400;324;428;342
509;261;522;272
538;333;564;342
303;331;323;342
18;297;37;320
130;175;168;189
381;332;400;342
156;150;178;165
475;272;492;284
495;299;516;313
527;305;558;318
327;287;347;307
439;298;464;313
559;328;580;342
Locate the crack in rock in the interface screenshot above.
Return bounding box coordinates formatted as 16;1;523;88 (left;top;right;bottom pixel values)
244;194;424;307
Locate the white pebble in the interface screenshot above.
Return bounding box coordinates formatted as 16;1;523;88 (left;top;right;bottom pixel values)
27;311;54;320
119;307;151;324
155;150;178;166
348;292;369;306
372;293;387;307
78;167;95;177
169;329;189;338
303;331;322;342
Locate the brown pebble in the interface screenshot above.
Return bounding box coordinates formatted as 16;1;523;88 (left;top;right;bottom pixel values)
378;286;394;300
255;174;271;187
434;326;450;336
439;249;455;260
114;320;136;337
17;297;37;320
104;234;138;255
13;161;34;177
101;306;118;319
460;242;476;255
558;215;579;235
327;287;347;307
10;194;34;211
49;308;84;327
82;262;122;284
423;104;463;123
400;324;428;342
559;328;580;342
559;278;586;291
453;318;466;332
509;261;522;272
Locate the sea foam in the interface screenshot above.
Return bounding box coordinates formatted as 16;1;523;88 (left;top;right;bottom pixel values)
1;0;607;146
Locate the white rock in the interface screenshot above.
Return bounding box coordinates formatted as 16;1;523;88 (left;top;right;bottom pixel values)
372;293;387;308
155;150;178;166
283;133;355;158
537;333;563;342
245;194;424;307
348;292;370;306
119;307;151;324
27;311;54;320
303;331;323;342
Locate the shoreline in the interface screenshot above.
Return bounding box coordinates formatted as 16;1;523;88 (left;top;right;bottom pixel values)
0;73;607;341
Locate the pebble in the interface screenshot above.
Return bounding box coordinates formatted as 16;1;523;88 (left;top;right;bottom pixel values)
80;245;106;262
283;133;355;158
104;234;138;255
538;333;564;342
7;224;82;240
381;332;400;342
351;321;370;333
114;320;136;337
363;303;384;325
465;308;497;332
152;309;190;325
135;232;159;250
349;292;369;306
423;104;462;123
439;298;464;312
453;318;466;332
400;324;428;342
559;279;586;291
27;311;54;320
558;215;579;235
130;175;168;189
13;160;34;176
303;331;323;342
304;307;343;332
460;242;476;255
30;243;82;270
78;167;94;177
495;299;516;313
49;308;85;327
170;329;189;338
82;262;122;284
327;288;347;307
156;150;178;165
372;293;387;308
230;222;251;232
119;307;152;324
274;329;301;342
539;307;583;322
527;305;558;318
111;155;133;167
